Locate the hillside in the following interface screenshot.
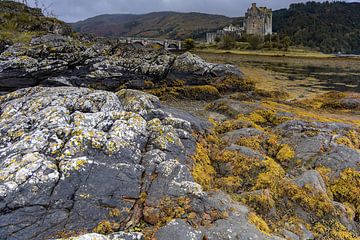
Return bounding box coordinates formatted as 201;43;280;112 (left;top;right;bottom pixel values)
273;1;360;54
71;11;233;40
0;0;71;44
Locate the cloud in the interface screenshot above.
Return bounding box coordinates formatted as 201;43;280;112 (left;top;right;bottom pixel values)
27;0;360;22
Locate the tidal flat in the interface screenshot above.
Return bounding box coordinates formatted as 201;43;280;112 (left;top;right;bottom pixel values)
197;51;360;99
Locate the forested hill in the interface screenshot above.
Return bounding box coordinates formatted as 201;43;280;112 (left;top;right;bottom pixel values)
273;1;360;54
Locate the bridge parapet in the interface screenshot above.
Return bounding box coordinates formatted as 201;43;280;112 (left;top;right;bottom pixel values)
117;37;181;50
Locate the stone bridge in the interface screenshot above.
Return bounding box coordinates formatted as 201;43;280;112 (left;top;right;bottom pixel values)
117;37;182;50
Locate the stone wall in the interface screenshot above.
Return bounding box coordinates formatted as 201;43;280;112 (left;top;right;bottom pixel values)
245;3;272;36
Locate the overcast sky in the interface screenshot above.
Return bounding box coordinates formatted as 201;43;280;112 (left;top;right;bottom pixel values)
26;0;360;23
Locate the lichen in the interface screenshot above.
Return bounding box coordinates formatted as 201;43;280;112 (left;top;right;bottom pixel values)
191;142;216;190
248;212;271;235
276;144;295;162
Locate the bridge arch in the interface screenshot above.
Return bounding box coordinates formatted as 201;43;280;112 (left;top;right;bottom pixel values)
167;43;180;50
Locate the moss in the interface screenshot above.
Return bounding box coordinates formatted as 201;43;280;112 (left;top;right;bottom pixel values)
151;197;193;227
93;220;118;234
248;212;271;235
236;136;262;151
313;220;359;240
237;190;275;214
108;208;121;218
191;142;216;190
147;85;220;101
215;176;242;192
276;144;295;162
254;157;286;190
336;130;360;149
214;75;255;93
330;168;360;221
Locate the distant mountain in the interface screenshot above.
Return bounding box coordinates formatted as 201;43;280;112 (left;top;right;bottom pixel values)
71;12;233;40
273;1;360;53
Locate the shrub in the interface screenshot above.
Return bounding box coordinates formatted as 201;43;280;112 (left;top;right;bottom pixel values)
183;38;196;50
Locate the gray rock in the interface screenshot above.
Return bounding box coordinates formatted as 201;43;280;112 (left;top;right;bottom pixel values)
170;52;243;82
276;120;359;173
222;128;264;144
0;87;200;240
0;36;244;93
201;192;283;240
155;219;204;240
294;170;327;194
226;144;264;160
315;145;360;173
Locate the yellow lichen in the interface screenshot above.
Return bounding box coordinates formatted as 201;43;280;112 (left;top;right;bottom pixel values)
191;142;216;190
108;208;121;218
331;168;360;220
254;157;285;190
93;220;118;234
248;212;271;235
276;144;295;162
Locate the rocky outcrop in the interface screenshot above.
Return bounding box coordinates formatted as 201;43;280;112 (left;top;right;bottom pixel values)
276;120;360;174
0;34;244;93
0;87;277;240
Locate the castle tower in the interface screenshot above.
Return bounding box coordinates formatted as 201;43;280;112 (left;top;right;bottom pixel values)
245;3;272;36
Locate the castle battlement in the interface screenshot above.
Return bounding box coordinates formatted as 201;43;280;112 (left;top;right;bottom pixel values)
245;3;272;36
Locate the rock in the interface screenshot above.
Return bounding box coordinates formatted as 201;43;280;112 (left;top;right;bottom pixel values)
282;230;300;240
340;98;360;110
0;36;244;93
169;52;243;84
56;232;144;240
276;120;359;173
221;128;264;144
294;170;327;194
155;219;204;240
225;144;264;160
200;192;282;240
0;87;199;240
332;201;358;233
315;145;360;174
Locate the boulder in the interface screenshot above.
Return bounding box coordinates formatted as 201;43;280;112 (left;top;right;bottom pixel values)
0;87;199;239
155;219;204;240
294;170;327;194
169;52;243;84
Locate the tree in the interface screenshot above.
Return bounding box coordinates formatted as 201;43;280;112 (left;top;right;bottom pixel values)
214;36;221;43
247;34;263;50
183;38;195;50
282;36;291;51
220;35;236;50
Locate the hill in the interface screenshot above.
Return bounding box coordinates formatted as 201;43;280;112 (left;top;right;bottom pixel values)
273;1;360;54
0;0;71;45
72;1;360;53
71;11;233;40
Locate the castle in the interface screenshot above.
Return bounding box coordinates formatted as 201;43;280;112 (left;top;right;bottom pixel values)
206;3;272;43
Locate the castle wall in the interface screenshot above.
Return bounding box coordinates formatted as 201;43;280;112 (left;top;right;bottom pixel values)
245;3;272;37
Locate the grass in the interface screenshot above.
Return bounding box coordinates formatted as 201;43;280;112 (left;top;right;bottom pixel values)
195;47;335;59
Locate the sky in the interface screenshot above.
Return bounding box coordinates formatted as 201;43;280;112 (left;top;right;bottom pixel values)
25;0;360;23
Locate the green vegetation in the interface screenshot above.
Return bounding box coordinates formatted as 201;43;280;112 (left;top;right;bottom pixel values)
183;38;195;50
273;1;360;53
